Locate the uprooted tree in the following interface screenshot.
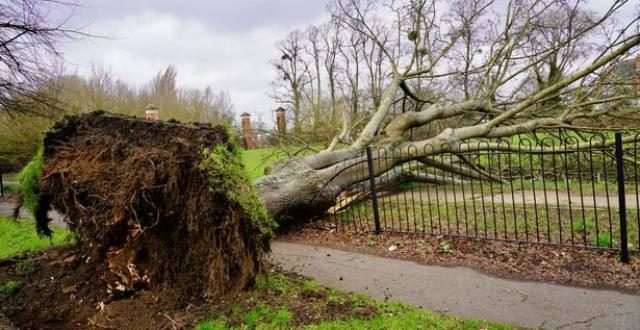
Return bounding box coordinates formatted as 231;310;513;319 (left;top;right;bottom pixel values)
33;113;274;300
4;0;639;306
258;0;640;224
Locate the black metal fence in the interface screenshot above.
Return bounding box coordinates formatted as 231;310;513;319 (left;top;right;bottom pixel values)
328;130;640;262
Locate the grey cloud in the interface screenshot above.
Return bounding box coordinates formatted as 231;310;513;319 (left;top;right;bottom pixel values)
62;2;328;122
73;0;327;32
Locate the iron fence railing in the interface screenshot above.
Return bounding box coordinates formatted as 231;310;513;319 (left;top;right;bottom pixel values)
327;129;640;263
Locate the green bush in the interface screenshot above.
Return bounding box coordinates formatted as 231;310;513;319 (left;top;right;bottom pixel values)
16;146;44;217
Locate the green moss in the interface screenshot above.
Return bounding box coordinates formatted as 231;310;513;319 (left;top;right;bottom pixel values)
200;142;277;238
17;146;44;217
0;280;22;296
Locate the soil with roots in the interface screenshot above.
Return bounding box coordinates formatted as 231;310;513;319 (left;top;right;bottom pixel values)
0;112;271;329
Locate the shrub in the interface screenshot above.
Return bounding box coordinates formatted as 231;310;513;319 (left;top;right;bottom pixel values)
16;146;44;217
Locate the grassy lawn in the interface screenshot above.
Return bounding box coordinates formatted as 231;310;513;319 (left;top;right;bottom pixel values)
334;186;640;250
195;271;520;330
0;217;72;258
240;147;285;180
240;146;320;180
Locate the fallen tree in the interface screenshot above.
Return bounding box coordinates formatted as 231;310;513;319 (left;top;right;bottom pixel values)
18;1;640;238
34;112;274;302
257;0;640;224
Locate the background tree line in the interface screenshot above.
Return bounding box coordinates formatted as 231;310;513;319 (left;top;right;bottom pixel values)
270;0;640;147
0;65;234;167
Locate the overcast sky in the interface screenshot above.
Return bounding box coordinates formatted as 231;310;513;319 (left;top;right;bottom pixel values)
59;1;636;125
61;0;328;124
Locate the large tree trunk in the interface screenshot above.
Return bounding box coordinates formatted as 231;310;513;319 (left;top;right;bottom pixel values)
256;159;341;224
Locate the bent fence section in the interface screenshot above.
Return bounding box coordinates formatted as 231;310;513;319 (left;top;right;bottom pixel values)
326;129;640;262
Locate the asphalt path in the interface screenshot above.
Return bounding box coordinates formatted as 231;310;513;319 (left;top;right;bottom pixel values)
271;241;640;330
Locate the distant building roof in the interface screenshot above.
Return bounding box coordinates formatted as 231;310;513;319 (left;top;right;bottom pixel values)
240;112;251;117
275;107;286;112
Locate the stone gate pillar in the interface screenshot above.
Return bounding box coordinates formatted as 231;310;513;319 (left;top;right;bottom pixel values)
275;107;286;135
240;112;258;149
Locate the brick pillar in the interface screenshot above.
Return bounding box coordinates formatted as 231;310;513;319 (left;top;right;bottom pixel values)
145;104;160;121
275;107;286;134
240;112;258;149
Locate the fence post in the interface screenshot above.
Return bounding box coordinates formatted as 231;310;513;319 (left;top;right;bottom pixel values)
614;132;629;263
365;147;382;235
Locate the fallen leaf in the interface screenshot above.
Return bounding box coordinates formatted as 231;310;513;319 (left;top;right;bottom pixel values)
62;285;77;294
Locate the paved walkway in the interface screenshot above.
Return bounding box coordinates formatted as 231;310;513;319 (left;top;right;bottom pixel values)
0;201;28;219
385;189;640;209
0;201;66;227
270;241;640;330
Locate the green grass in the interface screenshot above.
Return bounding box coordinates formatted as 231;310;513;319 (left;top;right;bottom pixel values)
195;272;520;330
0;217;72;258
240;147;286;180
334;188;639;250
240;146;321;180
303;302;511;330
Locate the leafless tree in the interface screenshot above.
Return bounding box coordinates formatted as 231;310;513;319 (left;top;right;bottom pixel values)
0;0;82;113
258;0;640;224
271;30;310;134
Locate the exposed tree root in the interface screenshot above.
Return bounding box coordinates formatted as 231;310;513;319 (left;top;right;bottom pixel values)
38;112;271;304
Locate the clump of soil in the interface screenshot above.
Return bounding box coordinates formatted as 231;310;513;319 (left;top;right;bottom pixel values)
36;112;270;305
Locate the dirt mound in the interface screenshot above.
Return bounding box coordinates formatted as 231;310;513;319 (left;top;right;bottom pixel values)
36;111;272;304
1;247;207;330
